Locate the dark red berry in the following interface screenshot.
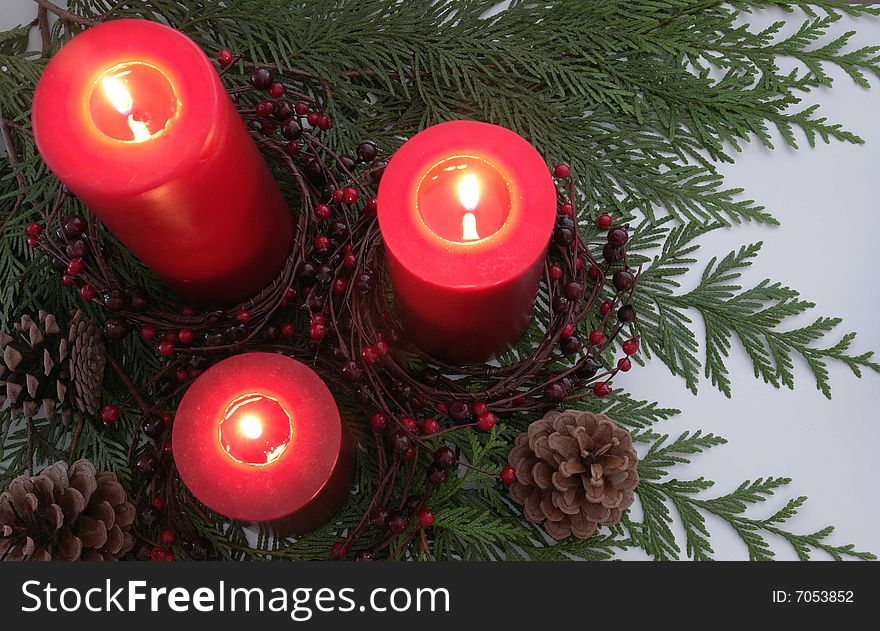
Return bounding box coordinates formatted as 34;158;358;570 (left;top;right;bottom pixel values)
374;340;389;356
216;49;234;66
622;338;640;355
418;509;435;527
306;111;320;126
317;114;332;130
554;163;571;179
617;304;637;323
387;512;408;534
79;284;97;301
102;317;131;342
544;382;566;403
560;336;583;355
140;325;156;340
135;452;159;477
563;281;584;301
26;236;40;248
62;216;85;239
593;381;612;397
597;214;613;229
603;243;623;263
126;286;150;312
607;226;629;247
372;508;390;530
141;413;165;439
549;264;563;281
617;357;632;372
177;328;194;345
391;432;410;454
102;288;128;312
448;400;472;421
559;202;573;216
476;411;497;431
160;529;176;544
150;546;166;562
101;405;120;425
249;67;273;90
281;118;302;139
363;412;385;433
427;464;448;485
294;101;309;115
157;340;175;357
66;239;87;258
268;82;286;98
255;99;274;117
613;269;635;291
500;466;516;485
434;447;456;468
357;141;378;162
588;265;602;281
421;418;440;435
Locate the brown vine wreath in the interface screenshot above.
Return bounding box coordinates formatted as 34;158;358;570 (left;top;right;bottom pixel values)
20;53;642;560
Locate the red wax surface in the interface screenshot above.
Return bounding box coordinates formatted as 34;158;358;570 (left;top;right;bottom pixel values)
173;353;353;534
32;20;292;307
377;121;556;362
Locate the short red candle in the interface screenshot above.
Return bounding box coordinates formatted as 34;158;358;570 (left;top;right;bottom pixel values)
31;20;292;306
172;353;353;534
377;121;556;362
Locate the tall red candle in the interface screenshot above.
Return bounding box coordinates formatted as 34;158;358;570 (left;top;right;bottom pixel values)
172;353;353;534
377;121;556;362
31;19;292;306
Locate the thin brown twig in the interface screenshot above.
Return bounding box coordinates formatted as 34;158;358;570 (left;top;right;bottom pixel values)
33;0;97;27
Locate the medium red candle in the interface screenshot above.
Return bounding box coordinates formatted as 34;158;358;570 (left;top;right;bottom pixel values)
172;353;353;534
377;121;556;362
31;19;292;306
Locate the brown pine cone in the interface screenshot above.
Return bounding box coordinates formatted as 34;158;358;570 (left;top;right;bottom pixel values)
0;460;135;561
68;310;106;416
508;410;639;540
0;310;105;423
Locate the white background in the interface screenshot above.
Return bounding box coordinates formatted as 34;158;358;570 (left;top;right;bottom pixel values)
1;2;878;560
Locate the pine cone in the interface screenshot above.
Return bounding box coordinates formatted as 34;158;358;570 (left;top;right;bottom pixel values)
0;310;105;423
508;410;639;540
0;460;135;561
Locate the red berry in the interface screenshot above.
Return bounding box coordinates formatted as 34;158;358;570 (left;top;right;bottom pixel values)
575;258;583;271
500;466;517;485
306;111;320;126
309;323;327;340
66;257;85;276
187;368;201;380
177;328;194;345
317;114;332;130
434;402;449;415
216;49;234;66
400;416;419;433
622;338;640;355
343;253;357;269
311;313;327;326
471;402;489;417
369;413;387;431
175;368;190;383
421;418;440;435
285;140;300;154
314;203;331;220
61;274;75;286
402;446;416;461
79;283;97;301
314;235;331;251
588;265;602;281
294;101;309;115
26;222;43;237
235;309;251;324
268;82;286;98
559;202;573;216
157;340;175;357
476;411;497;431
593;381;612;397
101;405;120;425
182;306;196;317
140;325;156;340
617;357;632;372
160;529;176;544
554;163;571;179
364;197;378;218
549;264;564;282
418;509;435;527
152;497;164;509
162;331;178;344
374;340;389;356
330;542;348;557
362;346;381;365
588;330;606;346
561;323;576;339
26;236;40;248
255;99;274;117
598;214;613;229
164;550;175;562
150;546;166;562
332;278;347;295
281;322;295;337
342;186;359;205
599;300;613;315
512;393;527;407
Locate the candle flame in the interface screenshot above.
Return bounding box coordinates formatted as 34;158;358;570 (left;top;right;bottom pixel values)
102;71;152;142
459;174;480;241
239;415;263;440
